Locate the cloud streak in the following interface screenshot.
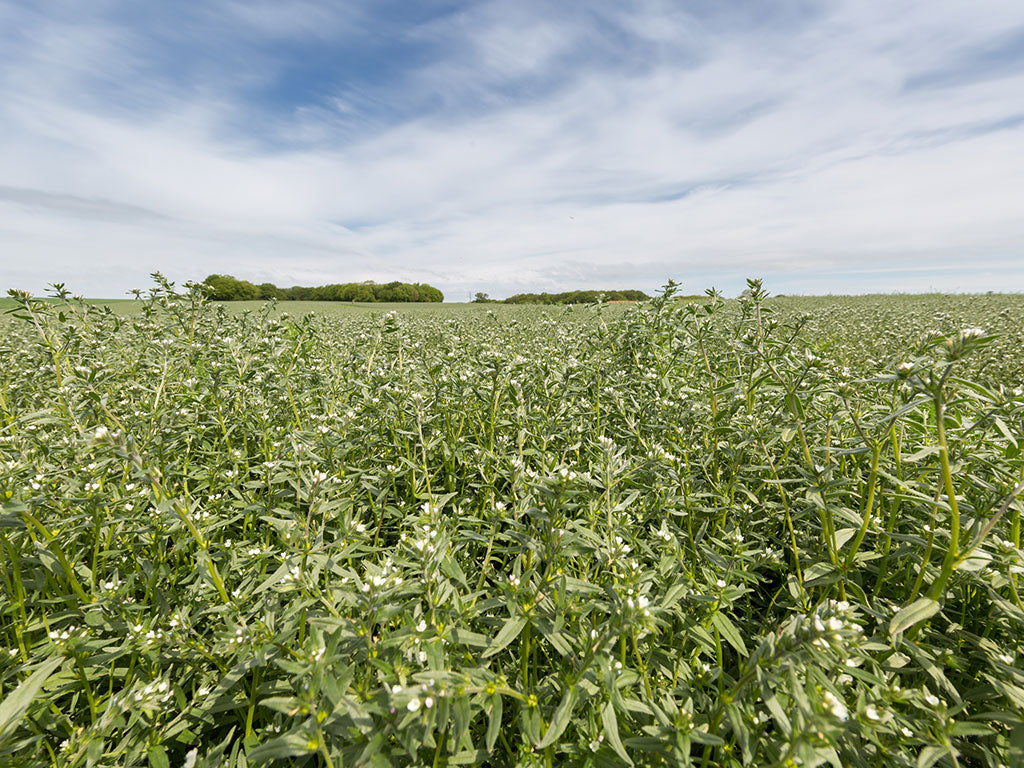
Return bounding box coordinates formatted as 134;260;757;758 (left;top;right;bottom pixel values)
1;0;1023;299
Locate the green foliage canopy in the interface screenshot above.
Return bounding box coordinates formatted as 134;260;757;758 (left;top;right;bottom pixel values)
502;289;649;304
202;275;444;302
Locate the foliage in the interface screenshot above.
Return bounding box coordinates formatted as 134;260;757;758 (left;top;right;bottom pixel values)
503;289;649;304
202;274;262;301
202;275;444;303
1;276;1023;767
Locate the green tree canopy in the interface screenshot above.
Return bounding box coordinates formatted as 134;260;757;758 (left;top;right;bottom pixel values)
202;276;444;303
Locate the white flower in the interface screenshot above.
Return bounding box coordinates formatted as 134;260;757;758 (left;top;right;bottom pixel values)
183;748;198;768
407;698;421;712
822;690;848;721
94;425;109;440
416;620;427;633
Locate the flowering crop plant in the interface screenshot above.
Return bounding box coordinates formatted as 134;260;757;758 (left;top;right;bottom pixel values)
1;275;1023;767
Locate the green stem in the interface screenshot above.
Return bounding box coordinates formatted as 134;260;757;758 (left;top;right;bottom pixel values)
927;391;961;601
844;442;881;570
874;423;903;593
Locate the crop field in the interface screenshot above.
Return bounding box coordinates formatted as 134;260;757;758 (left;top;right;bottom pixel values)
2;278;1024;767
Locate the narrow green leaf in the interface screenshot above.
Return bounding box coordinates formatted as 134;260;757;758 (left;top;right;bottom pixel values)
601;701;633;765
259;697;304;716
688;729;725;746
536;686;577;749
711;612;748;657
917;744;949;768
904;446;941;463
448;628;490;648
803;561;838;587
448;749;491;765
950;721;993;737
1009;722;1024;766
890;598;940;636
482;616;527;659
246;733;318;762
833;527;858;550
0;655;64;741
485;695;502;753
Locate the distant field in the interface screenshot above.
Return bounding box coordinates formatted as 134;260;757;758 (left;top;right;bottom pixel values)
2;284;1024;765
2;291;1020;319
0;297;602;317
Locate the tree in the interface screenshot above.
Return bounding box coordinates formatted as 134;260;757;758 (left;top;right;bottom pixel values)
258;283;283;300
202;274;259;301
199;276;444;302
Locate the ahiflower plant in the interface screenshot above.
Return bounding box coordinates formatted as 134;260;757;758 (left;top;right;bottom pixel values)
0;277;1022;767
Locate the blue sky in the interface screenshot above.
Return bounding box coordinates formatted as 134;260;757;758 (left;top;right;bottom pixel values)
1;0;1023;299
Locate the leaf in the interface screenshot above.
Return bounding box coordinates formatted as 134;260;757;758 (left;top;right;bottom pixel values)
205;648;278;714
950;721;994;737
890;598;940;636
624;736;671;752
252;561;292;594
601;701;633;765
0;655;64;741
1009;721;1024;767
904;446;941;463
536;686;577;749
534;619;572;658
957;549;992;572
803;561;838;587
711;612;748;657
147;745;170;768
994;417;1018;447
448;749;491;765
448;628;490;648
259;697;304;716
660;581;689;608
688;729;725;746
725;702;751;762
485;695;502;753
762;690;792;736
482;616;527;659
246;732;318;762
833;527;858;550
917;744;949;768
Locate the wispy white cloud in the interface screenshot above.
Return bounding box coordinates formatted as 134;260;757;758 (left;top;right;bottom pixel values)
0;0;1022;299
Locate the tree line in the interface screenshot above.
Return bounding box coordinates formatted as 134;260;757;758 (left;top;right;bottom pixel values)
202;275;444;303
475;289;650;304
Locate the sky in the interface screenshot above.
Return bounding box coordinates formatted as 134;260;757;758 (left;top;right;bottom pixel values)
1;1;1023;300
